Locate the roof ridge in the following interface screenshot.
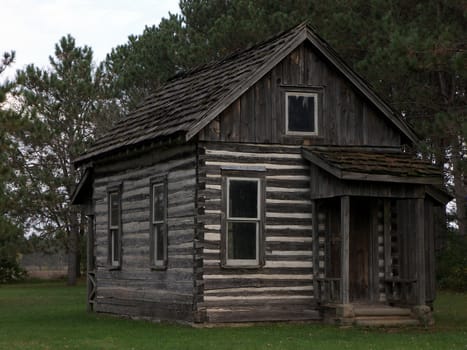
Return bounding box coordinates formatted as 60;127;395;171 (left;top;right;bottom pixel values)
166;22;306;83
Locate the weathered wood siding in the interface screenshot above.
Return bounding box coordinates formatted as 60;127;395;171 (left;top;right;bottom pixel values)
424;199;442;305
199;42;401;147
196;142;319;322
92;145;197;321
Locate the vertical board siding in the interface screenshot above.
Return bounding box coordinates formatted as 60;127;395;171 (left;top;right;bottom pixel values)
197;142;319;322
199;42;401;147
92;149;197;321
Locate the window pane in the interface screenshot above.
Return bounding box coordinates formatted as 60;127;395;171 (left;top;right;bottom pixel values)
229;180;258;218
112;229;119;262
110;193;119;227
154;224;164;262
227;222;257;260
288;95;315;132
153;185;164;222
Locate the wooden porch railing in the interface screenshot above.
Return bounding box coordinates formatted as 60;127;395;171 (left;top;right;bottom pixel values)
384;278;417;305
316;278;342;304
87;270;97;311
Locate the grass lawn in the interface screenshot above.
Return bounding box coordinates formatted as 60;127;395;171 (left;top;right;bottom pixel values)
0;281;466;350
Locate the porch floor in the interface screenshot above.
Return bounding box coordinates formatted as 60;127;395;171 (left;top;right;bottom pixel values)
323;303;421;327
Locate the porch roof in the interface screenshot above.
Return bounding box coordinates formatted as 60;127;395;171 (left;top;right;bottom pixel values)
302;146;443;185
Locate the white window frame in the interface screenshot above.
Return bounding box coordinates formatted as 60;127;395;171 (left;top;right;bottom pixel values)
225;177;261;266
285;91;319;136
108;191;121;267
151;181;167;268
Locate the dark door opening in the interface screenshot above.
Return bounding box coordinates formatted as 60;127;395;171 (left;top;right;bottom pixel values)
349;198;371;301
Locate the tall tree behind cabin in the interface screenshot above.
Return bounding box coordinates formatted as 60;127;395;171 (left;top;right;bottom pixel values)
10;36;115;285
0;51;27;282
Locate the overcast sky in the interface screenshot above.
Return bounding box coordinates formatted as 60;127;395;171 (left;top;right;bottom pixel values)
1;0;180;80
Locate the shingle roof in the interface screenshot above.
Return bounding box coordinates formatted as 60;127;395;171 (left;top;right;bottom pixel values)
74;25;303;165
302;147;442;185
74;23;418;166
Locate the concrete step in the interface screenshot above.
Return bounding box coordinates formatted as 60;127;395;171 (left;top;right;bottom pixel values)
355;316;419;327
354;306;412;317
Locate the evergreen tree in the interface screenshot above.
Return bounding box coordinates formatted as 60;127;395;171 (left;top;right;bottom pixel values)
0;51;26;282
9;36;114;285
101;14;187;110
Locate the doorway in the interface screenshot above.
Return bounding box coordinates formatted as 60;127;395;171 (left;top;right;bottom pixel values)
349;198;372;301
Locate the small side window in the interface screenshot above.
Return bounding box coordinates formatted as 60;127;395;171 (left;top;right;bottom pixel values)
286;92;318;135
108;189;121;268
150;178;167;269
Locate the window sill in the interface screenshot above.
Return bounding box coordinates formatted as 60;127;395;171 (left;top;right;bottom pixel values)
150;264;168;271
108;265;121;271
221;263;262;270
280;134;325;145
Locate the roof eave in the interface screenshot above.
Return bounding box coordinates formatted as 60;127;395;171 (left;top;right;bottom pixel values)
340;171;442;185
302;148;442;186
71;167;93;205
73;132;187;168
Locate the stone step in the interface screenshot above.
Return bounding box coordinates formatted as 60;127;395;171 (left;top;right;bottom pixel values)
355;316;419;327
354;306;412;317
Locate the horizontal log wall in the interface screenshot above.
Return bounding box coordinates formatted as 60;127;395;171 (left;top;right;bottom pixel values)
196;142;319;322
199;42;401;147
92;145;197;322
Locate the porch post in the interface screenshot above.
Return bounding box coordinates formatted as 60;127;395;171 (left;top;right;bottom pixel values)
312;200;319;300
415;198;426;305
85;201;95;312
341;196;350;304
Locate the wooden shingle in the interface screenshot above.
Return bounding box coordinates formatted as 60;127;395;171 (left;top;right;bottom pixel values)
302;146;442;185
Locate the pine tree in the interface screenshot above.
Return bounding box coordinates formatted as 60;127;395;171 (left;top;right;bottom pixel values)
0;51;26;282
9;36;114;285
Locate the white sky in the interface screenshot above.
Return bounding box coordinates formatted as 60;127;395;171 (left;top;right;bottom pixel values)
1;0;180;81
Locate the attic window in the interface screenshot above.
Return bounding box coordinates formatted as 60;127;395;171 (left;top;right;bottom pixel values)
286;92;318;135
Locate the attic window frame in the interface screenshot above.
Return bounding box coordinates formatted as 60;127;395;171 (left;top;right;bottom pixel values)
285;91;320;136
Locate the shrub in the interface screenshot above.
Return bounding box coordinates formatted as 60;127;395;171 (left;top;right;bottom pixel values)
0;221;26;283
0;257;26;283
436;231;467;292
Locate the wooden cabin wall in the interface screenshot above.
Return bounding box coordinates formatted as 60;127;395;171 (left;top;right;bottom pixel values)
92;145;197;321
199;42;401;147
196;142;320;322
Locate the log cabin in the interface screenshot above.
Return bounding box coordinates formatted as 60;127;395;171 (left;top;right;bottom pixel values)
72;23;449;326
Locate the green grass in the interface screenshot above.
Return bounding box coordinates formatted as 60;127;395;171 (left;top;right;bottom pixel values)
0;281;466;350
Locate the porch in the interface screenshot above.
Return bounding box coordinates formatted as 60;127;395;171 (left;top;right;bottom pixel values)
302;147;449;326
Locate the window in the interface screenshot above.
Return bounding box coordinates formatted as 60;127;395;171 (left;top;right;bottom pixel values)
108;190;121;267
224;177;263;266
286;92;318;135
150;178;167;268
